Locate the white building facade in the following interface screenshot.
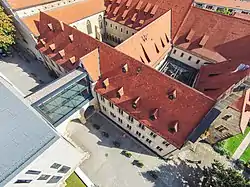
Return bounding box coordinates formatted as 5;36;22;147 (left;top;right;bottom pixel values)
5;138;86;187
104;19;137;46
97;93;180;158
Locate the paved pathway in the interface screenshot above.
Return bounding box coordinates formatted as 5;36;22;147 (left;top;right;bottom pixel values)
232;131;250;160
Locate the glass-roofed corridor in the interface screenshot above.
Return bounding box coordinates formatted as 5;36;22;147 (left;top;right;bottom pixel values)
33;72;93;127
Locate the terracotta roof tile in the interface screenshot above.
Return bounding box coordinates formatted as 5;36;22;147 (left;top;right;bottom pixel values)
7;0;54;10
195;60;250;99
37;12;215;148
21;0;106;36
174;7;250;63
116;10;172;68
104;0;193;39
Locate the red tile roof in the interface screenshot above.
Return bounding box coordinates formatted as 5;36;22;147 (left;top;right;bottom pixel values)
21;0;106;36
116;10;172;67
195;60;250;99
104;0;193;39
6;0;54;10
174;7;250;63
37;12;215;148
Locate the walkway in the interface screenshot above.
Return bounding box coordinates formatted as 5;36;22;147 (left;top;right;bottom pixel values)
232;130;250;160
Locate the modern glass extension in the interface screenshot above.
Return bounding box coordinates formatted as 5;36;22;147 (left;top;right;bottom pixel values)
33;72;93;127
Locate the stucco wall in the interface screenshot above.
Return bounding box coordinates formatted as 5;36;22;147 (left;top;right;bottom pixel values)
97;93;178;158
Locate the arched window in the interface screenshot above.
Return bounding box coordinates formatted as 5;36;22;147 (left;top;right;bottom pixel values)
87;20;92;34
114;36;118;43
111;35;114;41
98;15;103;29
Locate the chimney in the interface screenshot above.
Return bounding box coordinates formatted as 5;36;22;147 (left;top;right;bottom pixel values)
60;21;64;31
168;121;179;133
122;64;128;73
132;97;140;109
117;87;124;98
69;56;76;64
58;49;65;58
103;78;109;88
49;43;56;51
69;34;74;42
48;23;53;31
168;89;177;100
150;108;159;121
40;38;46;46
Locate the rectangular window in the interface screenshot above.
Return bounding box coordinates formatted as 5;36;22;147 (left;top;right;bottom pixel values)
15;180;32;184
118;117;123;124
173;49;177;54
150;132;157;138
196;60;200;64
100;96;105;102
58;166;71;173
136;131;141;137
127;124;132;130
128;116;134;123
105;21;107;26
115;26;118;30
156;146;163;152
118;108;123;115
37;174;51;180
110;24;112;27
47;176;62;184
180;53;184;57
102;106;107;111
126;30;129;34
25;170;41;175
188;56;192;61
146;138;152;144
120;28;123;32
138;123;145;130
50;163;61;169
110;112;116;118
109;102;114;109
215;125;228;133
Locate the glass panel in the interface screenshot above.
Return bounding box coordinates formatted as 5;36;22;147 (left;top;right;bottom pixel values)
36;76;92;126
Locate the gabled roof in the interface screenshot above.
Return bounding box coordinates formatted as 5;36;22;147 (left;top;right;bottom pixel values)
6;0;54;10
116;10;172;67
21;0;106;36
174;7;250;63
37;12;215;148
104;0;193;39
195;60;250;99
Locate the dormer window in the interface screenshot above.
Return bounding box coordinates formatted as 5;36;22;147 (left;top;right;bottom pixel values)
117;87;124;98
49;43;56;52
58;49;65;58
69;34;74;42
122;64;128;73
150;108;158;121
168;121;179;134
103;78;109;88
132;97;140;109
168;89;177;100
48;23;53;31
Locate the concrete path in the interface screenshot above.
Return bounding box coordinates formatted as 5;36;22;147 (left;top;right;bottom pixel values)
232;131;250;160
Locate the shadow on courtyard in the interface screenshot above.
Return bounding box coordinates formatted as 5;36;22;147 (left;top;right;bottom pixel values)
81;112;157;157
141;159;204;187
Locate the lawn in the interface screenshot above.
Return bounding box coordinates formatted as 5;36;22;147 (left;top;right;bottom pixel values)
66;172;86;187
240;146;250;163
222;127;250;158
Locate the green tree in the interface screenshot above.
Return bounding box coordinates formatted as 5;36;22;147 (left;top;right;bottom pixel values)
0;6;15;51
202;160;249;187
216;7;231;15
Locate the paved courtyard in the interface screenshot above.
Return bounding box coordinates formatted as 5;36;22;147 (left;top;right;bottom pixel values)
66;112;231;187
0;49;53;96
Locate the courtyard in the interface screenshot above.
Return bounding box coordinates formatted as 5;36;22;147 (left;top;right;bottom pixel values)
66;112;230;187
160;57;198;86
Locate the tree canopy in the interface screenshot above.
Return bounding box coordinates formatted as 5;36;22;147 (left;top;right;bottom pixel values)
0;6;15;51
202;160;250;187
